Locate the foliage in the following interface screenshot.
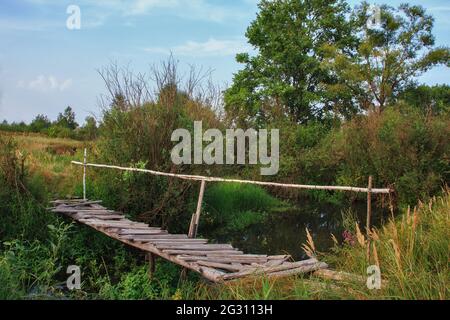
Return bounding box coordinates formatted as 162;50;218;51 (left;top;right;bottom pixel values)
335;106;449;206
323;2;449;112
77;116;98;140
56;106;78;130
29;114;51;133
98;263;186;300
399;84;450;115
1;107;98;141
1;1;449;301
224;0;356;125
0;222;72;299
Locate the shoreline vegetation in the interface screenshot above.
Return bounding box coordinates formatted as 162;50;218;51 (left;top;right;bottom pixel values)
1;0;449;300
0;117;448;300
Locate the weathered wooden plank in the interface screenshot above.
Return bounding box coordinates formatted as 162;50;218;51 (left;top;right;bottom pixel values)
81;221;150;229
198;266;226;279
122;234;189;241
144;239;208;244
265;259;286;267
83;223;149;229
177;255;267;265
119;235;170;241
222;258;323;280
74;214;125;220
118;229;167;235
55;209;113;213
177;253;266;260
51;199;84;204
197;261;244;272
55;200;103;208
79;218;143;224
267;262;328;278
267;255;291;261
156;244;234;251
162;249;243;256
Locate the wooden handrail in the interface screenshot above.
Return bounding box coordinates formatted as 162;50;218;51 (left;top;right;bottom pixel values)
71;160;392;194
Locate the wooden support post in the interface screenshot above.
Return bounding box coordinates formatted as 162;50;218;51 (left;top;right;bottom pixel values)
146;253;156;279
83;148;87;201
366;176;373;235
188;213;196;239
188;180;206;239
183;180;206;280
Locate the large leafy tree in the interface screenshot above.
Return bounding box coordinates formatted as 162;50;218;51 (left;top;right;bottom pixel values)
224;0;356;125
323;2;449;113
29;114;51;133
56;106;78;130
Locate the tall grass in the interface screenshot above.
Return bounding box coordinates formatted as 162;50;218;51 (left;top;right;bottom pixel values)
183;190;449;300
202;183;287;235
323;189;450;299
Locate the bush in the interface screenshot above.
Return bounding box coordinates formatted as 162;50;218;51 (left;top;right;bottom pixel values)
98;262;187;300
294;105;450;206
0;222;72;299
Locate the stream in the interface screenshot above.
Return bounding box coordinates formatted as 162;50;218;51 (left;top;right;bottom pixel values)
207;200;390;260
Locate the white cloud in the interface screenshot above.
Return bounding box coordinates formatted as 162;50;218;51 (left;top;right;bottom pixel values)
145;38;251;57
24;0;252;24
126;0;179;15
19;75;73;92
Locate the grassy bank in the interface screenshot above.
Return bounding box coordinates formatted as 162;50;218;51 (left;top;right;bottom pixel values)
0;130;448;300
187;190;449;300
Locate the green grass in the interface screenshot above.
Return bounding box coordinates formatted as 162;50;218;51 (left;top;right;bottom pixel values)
202;183;288;234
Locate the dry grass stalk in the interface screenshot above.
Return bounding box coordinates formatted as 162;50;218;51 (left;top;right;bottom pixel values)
302;228;316;258
355;223;366;247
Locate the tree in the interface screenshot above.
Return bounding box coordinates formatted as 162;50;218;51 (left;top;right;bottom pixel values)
79;116;98;140
56;106;78;130
323;2;450;113
30;114;51;133
399;84;450;115
224;0;356;125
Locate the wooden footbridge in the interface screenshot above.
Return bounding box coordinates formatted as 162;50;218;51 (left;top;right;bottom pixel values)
50;150;391;282
51;199;328;282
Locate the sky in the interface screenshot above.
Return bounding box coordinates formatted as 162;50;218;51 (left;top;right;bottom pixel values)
0;0;449;124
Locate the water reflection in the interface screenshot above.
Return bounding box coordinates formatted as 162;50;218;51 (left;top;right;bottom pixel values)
206;201;388;260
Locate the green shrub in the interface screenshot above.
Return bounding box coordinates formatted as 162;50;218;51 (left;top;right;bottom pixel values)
98;262;188;300
295;105;449;206
0;222;72;299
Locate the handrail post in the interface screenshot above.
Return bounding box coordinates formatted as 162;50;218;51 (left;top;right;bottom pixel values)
83;148;87;201
366;176;373;235
189;179;206;239
183;179;206;280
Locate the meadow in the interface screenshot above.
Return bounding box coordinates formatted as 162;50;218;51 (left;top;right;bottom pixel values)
1;0;449;300
0;115;448;300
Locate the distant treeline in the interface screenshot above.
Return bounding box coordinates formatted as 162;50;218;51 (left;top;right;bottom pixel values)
0;106;98;140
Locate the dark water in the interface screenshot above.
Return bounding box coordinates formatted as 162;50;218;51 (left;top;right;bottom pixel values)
207;200;389;260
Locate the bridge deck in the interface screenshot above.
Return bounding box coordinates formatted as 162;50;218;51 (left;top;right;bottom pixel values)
51;199;327;282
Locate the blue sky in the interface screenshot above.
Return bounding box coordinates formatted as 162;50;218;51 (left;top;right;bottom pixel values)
0;0;449;124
